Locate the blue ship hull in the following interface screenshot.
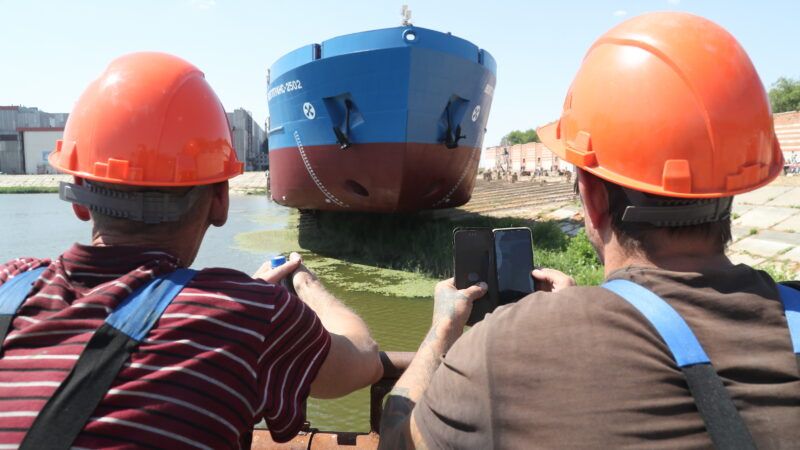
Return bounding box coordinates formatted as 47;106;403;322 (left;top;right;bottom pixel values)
267;26;496;212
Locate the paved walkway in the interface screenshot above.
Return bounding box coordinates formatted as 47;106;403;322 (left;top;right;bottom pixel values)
729;184;800;277
530;178;800;278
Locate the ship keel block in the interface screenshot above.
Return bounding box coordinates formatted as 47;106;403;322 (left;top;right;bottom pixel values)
269;143;479;212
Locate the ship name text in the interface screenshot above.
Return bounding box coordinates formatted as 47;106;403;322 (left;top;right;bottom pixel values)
268;80;304;101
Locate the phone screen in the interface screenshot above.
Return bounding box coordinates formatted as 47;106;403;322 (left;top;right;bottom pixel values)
454;228;494;289
453;228;496;325
494;228;535;305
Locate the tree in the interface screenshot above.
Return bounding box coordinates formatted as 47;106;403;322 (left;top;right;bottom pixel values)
769;77;800;113
500;128;540;146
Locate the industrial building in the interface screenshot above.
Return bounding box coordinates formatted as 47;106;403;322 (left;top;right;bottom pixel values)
1;105;268;174
775;110;800;173
20;128;64;174
482;142;574;174
227;108;268;171
0;106;67;174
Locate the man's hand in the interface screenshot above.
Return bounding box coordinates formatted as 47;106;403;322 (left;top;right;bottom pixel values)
252;252;302;284
378;280;486;449
256;252;382;399
532;268;576;292
431;279;487;334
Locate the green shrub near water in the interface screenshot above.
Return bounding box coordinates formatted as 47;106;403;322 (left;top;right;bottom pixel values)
0;186;59;194
298;211;604;286
536;229;604;286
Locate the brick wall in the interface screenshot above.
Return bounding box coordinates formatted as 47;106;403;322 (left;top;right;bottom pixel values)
775;111;800;163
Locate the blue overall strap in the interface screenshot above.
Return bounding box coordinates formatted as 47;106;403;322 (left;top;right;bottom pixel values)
20;268;198;450
603;279;756;450
106;268;198;340
776;284;800;357
0;267;47;352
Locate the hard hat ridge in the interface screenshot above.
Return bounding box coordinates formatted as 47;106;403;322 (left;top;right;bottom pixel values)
538;12;783;199
49;52;244;187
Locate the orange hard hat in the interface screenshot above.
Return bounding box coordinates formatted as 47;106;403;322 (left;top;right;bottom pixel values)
538;12;783;198
49;52;243;186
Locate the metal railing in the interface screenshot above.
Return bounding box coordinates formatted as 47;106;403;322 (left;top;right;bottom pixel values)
250;351;414;449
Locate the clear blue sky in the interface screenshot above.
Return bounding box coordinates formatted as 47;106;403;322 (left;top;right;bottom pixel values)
1;0;797;147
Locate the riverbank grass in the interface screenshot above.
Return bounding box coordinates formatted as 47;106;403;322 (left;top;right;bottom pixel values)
296;211;604;286
0;186;59;194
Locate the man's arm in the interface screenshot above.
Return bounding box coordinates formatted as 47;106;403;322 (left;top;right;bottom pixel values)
378;269;573;449
293;267;383;398
378;279;487;449
253;253;382;398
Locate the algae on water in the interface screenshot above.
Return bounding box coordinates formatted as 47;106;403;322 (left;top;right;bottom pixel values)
306;257;438;298
234;226;438;298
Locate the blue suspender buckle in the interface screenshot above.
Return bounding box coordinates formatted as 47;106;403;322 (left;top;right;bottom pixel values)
19;268;197;450
0;267;48;352
602;279;709;367
602;278;756;449
776;284;800;355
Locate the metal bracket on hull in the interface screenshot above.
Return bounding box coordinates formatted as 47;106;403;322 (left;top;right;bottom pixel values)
440;98;467;149
444;124;466;149
327;97;359;150
333;127;352;150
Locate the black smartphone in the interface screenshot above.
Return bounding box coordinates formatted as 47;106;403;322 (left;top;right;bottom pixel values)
493;227;535;305
453;228;497;325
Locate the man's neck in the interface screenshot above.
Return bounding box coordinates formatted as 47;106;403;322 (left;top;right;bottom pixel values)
603;236;733;277
91;233;199;267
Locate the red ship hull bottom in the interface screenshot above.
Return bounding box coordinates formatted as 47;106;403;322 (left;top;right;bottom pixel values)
268;143;480;212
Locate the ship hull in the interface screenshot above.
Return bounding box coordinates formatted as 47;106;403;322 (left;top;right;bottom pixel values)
267;26;496;212
269;142;480;212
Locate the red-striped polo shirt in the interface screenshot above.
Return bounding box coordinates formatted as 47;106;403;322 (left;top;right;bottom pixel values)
0;244;331;449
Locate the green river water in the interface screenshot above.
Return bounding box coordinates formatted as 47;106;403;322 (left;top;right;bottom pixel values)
0;193;435;433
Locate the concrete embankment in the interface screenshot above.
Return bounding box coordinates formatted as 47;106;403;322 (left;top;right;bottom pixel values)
3;171;798;278
424;177;584;239
464;175;800;277
0;172;268;194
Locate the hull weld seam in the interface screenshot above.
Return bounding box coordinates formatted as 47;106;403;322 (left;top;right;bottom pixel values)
293;130;349;208
432;149;478;207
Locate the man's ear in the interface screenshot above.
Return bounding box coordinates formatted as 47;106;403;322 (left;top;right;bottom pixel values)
209;181;229;227
578;170;610;232
71;177;91;222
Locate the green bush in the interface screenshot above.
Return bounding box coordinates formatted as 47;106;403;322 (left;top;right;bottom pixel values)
0;186;59;194
298;211;604;285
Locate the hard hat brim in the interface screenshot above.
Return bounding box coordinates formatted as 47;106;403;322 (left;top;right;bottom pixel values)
536;120;567;162
537;119;785;199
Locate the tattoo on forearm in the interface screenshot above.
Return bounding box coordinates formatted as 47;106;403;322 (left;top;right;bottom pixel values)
378;283;472;449
433;288;466;319
379;391;415;450
389;386;410;398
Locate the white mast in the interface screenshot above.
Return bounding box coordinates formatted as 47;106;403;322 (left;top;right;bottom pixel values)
401;5;412;26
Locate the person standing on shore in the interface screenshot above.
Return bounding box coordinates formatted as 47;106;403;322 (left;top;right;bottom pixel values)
0;52;381;449
379;12;798;449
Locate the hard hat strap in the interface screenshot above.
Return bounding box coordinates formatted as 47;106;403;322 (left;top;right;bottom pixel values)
58;181;204;225
619;188;732;227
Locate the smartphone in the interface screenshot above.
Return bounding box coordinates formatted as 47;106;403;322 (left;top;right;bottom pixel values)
453;228;497;325
493;227;535;305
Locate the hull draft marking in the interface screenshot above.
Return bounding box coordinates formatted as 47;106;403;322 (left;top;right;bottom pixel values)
293;130;349;207
432;148;478;208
